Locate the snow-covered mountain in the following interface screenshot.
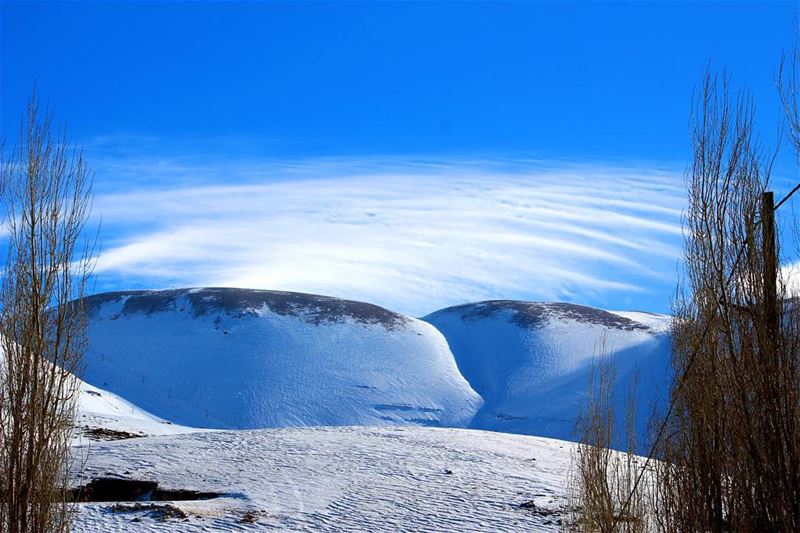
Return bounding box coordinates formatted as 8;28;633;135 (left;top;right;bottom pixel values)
81;288;482;430
424;301;672;443
79;288;672;444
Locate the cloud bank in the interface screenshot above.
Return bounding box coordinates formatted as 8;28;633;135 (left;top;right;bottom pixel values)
90;153;686;316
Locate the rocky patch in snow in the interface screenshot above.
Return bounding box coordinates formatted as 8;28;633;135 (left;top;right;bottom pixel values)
84;288;408;329
434;300;652;331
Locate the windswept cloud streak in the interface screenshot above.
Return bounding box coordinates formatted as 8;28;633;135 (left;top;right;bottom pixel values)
90;154;686;316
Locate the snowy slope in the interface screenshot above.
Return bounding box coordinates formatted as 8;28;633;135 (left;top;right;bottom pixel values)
80;288;481;430
72;426;573;532
0;337;190;443
75;379;195;442
424;301;672;443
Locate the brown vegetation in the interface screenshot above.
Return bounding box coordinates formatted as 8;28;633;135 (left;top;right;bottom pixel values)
649;67;800;532
569;50;800;532
0;94;95;532
566;336;647;533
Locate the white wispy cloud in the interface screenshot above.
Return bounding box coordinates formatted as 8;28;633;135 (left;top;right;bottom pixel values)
784;262;800;297
88;150;686;316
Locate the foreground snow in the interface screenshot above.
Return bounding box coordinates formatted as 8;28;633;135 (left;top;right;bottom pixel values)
72;426;573;532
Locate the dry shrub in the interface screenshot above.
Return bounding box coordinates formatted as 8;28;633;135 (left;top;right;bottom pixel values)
566;336;648;533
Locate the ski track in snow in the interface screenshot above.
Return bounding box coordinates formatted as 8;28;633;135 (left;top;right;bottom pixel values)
72;426;572;532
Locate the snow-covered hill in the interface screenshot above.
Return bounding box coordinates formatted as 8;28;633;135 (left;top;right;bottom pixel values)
81;288;481;430
72;426;573;532
424;301;672;443
64;292;673;531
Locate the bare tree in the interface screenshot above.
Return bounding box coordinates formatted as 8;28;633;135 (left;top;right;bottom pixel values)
649;68;800;532
570;62;800;531
0;93;95;533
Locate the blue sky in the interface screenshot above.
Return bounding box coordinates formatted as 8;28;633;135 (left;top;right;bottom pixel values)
1;1;798;316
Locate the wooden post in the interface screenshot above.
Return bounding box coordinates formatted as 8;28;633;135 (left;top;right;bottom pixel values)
762;191;778;354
